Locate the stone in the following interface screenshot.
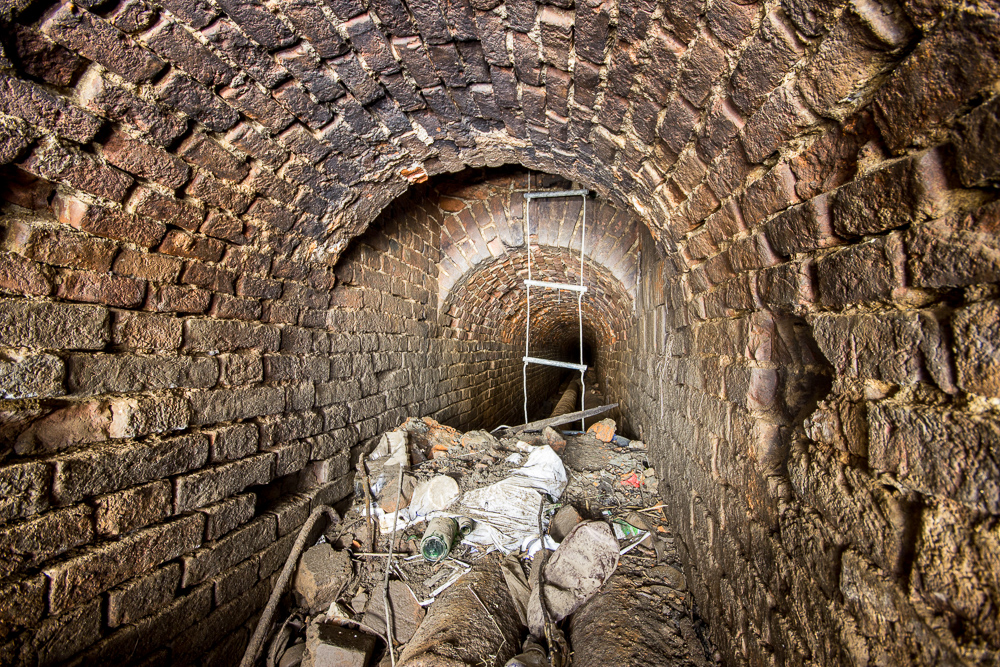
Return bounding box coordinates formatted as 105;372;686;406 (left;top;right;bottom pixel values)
542;426;566;453
586;418;617;443
294;543;352;612
362;579;426;643
303;622;375;667
548;504;582;542
378;472;417;513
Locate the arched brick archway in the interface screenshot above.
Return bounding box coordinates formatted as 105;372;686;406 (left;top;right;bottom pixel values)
1;0;999;664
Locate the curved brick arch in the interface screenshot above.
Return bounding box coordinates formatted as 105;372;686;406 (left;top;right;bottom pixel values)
2;0;1000;664
441;244;633;347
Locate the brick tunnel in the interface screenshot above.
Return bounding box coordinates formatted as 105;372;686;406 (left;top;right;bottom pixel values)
0;0;999;663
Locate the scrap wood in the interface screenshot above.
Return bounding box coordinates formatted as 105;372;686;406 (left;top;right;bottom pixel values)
498;403;619;436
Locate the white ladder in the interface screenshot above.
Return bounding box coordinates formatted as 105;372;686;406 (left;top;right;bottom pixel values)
522;189;589;430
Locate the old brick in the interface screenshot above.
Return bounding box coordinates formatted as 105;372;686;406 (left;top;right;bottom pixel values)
908;201;1000;289
216;0;295;49
131;187;204;231
66;353;217;395
20;140;133;202
797;2;913;120
53;433;209;504
952;299;1000;399
210;293;262;321
763;194;839;257
112;248;183;282
107;563;181;627
206;422;259;462
216;352;262;387
870;403;1000;512
179;133;250;183
144;20;234;86
188;385;285;424
157;71;239;132
9;23;85;87
5;218;116;272
45;514;204;613
159;230;226;262
183;318;280;352
953;95;1000;187
0;299;108;349
95;480;173;537
181;514;275;587
186;171;252;213
0;574;46;638
0;461;52;523
41;3;164;83
99;129;191;189
0;73;99;144
146;283;213;313
874;4;1000;153
0;504;92;577
740;84;816;164
740;163;798;227
282;0;347;57
809;310;944;385
77;70;186;147
678;35;728;108
0;250;51;297
29;596;102;665
57;269;146;308
55;195;167;249
112;310;182;349
197;493;257;540
86;582;212;663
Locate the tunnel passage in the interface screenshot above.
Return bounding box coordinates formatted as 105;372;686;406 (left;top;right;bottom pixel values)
1;0;1000;664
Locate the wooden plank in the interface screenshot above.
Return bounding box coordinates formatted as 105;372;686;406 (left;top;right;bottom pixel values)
498;403;618;436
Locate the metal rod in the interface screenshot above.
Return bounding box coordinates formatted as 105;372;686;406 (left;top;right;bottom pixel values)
523;356;588;371
580;195;586;430
523;279;587;292
523;189;589;199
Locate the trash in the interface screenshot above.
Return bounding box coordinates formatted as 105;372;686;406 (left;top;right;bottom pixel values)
459;445;568;552
499;554;531;626
293;543;352;612
611;434;631;447
361;580;426;643
302;621;375;667
408;475;460;517
522;534;558;557
505;452;523;464
612;519;642;539
505;639;548;667
586;418;616;443
526;520;620;637
620;472;642;489
420;516;460;562
396;557;522;667
548;505;582;542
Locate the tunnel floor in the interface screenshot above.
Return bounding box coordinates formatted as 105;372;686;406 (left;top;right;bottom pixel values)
263;420;716;666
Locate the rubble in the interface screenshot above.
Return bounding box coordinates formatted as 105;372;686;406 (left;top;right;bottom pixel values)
294;543;352;612
256;413;713;667
303;622;375;667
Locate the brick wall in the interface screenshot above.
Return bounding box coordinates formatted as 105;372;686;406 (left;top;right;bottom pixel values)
1;0;999;664
616;7;1000;663
0;182;443;664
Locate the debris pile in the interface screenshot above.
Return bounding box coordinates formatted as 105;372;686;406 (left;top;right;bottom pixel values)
248;414;716;667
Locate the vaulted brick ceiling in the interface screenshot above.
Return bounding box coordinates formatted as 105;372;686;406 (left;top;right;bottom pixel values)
1;0;931;265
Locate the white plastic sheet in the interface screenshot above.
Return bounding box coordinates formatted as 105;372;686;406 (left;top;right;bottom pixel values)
458;445;568;553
